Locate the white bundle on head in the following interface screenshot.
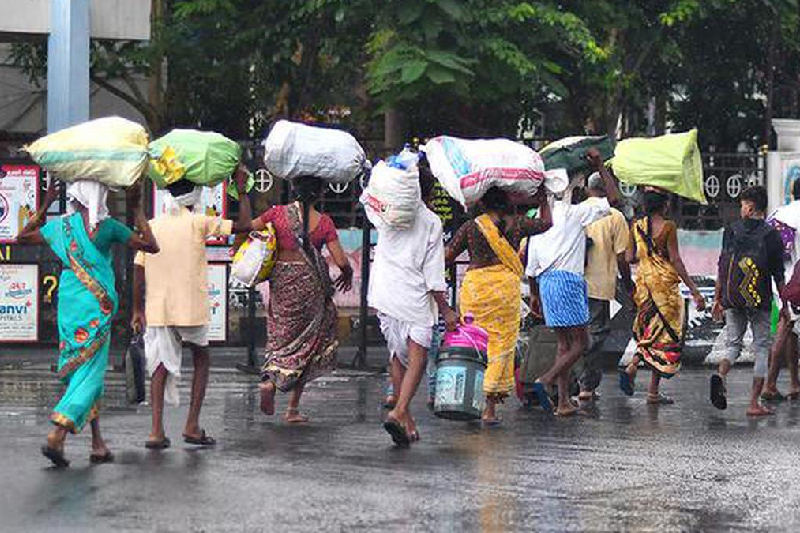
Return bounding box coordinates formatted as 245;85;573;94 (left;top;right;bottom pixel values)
67;180;109;231
163;186;203;215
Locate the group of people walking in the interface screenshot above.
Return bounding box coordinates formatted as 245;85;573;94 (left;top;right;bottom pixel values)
19;145;800;466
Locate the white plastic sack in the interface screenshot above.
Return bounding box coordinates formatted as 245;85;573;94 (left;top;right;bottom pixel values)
360;160;421;230
262;120;368;184
230;227;277;287
421;136;545;207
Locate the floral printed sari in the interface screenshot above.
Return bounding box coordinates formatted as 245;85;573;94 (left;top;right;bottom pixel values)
41;214;119;432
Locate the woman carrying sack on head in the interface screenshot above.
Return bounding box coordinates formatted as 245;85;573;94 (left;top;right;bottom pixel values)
251;176;353;422
620;187;705;404
17;179;159;468
446;186;552;424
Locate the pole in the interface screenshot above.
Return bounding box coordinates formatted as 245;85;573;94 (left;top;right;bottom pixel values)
247;285;257;367
355;221;371;368
47;0;90;133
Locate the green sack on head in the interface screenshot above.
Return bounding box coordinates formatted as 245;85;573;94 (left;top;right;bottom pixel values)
149;129;241;189
611;129;706;204
540;135;615;174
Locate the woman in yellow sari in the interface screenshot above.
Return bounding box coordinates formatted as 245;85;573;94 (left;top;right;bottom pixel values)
621;189;705;404
446;187;551;423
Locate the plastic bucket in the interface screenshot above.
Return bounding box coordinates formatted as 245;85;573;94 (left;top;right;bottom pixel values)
434;345;488;421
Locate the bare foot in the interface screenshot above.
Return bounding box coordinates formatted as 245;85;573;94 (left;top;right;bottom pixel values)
747;404;775;417
283;409;309;424
259;382;276;416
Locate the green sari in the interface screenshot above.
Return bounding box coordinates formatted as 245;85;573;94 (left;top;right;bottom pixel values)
41;213;132;432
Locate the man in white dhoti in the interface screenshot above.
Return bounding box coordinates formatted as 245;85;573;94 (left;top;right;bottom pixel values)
132;168;251;449
368;160;458;447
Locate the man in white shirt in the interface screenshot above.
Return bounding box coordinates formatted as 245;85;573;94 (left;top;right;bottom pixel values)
526;149;620;416
369;162;458;447
764;179;800;401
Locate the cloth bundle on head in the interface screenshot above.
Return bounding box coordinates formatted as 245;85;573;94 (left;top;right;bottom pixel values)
163;186;203;215
67;180;109;231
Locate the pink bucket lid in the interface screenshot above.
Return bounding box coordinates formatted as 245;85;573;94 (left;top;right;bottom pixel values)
442;314;488;352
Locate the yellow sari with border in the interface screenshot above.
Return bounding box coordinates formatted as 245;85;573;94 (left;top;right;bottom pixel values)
459;215;524;398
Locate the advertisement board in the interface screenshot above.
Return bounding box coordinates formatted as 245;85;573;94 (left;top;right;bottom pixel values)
0;264;39;342
207;263;227;342
0;164;40;244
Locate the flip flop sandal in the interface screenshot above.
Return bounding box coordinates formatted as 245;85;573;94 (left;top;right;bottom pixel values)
89;451;115;464
409;430;420;443
647;394;675;405
710;374;727;410
383;419;410;448
481;417;503;427
532;382;554;415
762;391;787;402
145;437;171;450
183;431;216;446
787;392;800;401
283;410;310;424
618;369;635;397
383;396;397;409
41;445;70;468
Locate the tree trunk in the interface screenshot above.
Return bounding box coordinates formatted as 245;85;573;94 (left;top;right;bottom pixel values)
384;108;404;155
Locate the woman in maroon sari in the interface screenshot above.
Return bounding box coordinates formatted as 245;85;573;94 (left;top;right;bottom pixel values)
250;177;353;422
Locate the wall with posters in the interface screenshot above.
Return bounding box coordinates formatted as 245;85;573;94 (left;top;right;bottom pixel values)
207;263;228;342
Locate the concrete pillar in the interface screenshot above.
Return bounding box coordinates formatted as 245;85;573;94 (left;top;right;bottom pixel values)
47;0;90;133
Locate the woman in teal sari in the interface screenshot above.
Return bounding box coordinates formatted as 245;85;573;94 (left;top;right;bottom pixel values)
18;179;158;467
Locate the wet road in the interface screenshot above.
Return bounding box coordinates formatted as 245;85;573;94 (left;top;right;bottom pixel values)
2;365;800;532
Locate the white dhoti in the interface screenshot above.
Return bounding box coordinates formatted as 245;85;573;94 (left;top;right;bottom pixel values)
377;313;433;368
144;325;209;406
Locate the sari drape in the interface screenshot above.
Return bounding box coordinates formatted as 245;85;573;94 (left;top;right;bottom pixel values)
459;215;524;397
631;218;685;378
41;214;118;432
261;205;338;391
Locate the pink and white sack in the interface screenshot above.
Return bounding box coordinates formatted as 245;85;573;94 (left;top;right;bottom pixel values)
421;136;546;207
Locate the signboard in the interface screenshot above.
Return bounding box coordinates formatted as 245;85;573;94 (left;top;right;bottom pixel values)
0;164;40;244
153;182;228;245
0;264;39;342
207;263;227;342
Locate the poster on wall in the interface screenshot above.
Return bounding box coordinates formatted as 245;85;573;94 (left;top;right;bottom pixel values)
781;156;800;205
207;263;227;342
0;164;40;244
152;182;228;244
0;264;39;342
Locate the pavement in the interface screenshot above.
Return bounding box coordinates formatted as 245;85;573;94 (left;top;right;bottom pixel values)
3;363;800;532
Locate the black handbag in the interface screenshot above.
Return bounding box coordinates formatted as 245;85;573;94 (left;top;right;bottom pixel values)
125;334;147;404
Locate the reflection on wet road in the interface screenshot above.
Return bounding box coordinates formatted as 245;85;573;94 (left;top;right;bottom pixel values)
2;365;800;532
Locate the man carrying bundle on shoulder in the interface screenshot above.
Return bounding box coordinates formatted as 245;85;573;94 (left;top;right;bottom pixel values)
366;154;458;447
131;166;252;449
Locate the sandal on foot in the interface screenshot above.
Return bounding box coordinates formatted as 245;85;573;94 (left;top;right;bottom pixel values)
619;369;635;397
183;430;216;446
383;418;410;448
788;391;800;401
89;451;114;464
710;374;727;410
761;391;785;402
383;395;397;409
41;446;69;468
409;430;420;443
647;393;675;405
145;437;171;450
532;382;553;415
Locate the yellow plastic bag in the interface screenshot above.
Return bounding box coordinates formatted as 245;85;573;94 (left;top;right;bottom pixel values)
230;225;277;287
612;129;706;204
25;117;149;187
